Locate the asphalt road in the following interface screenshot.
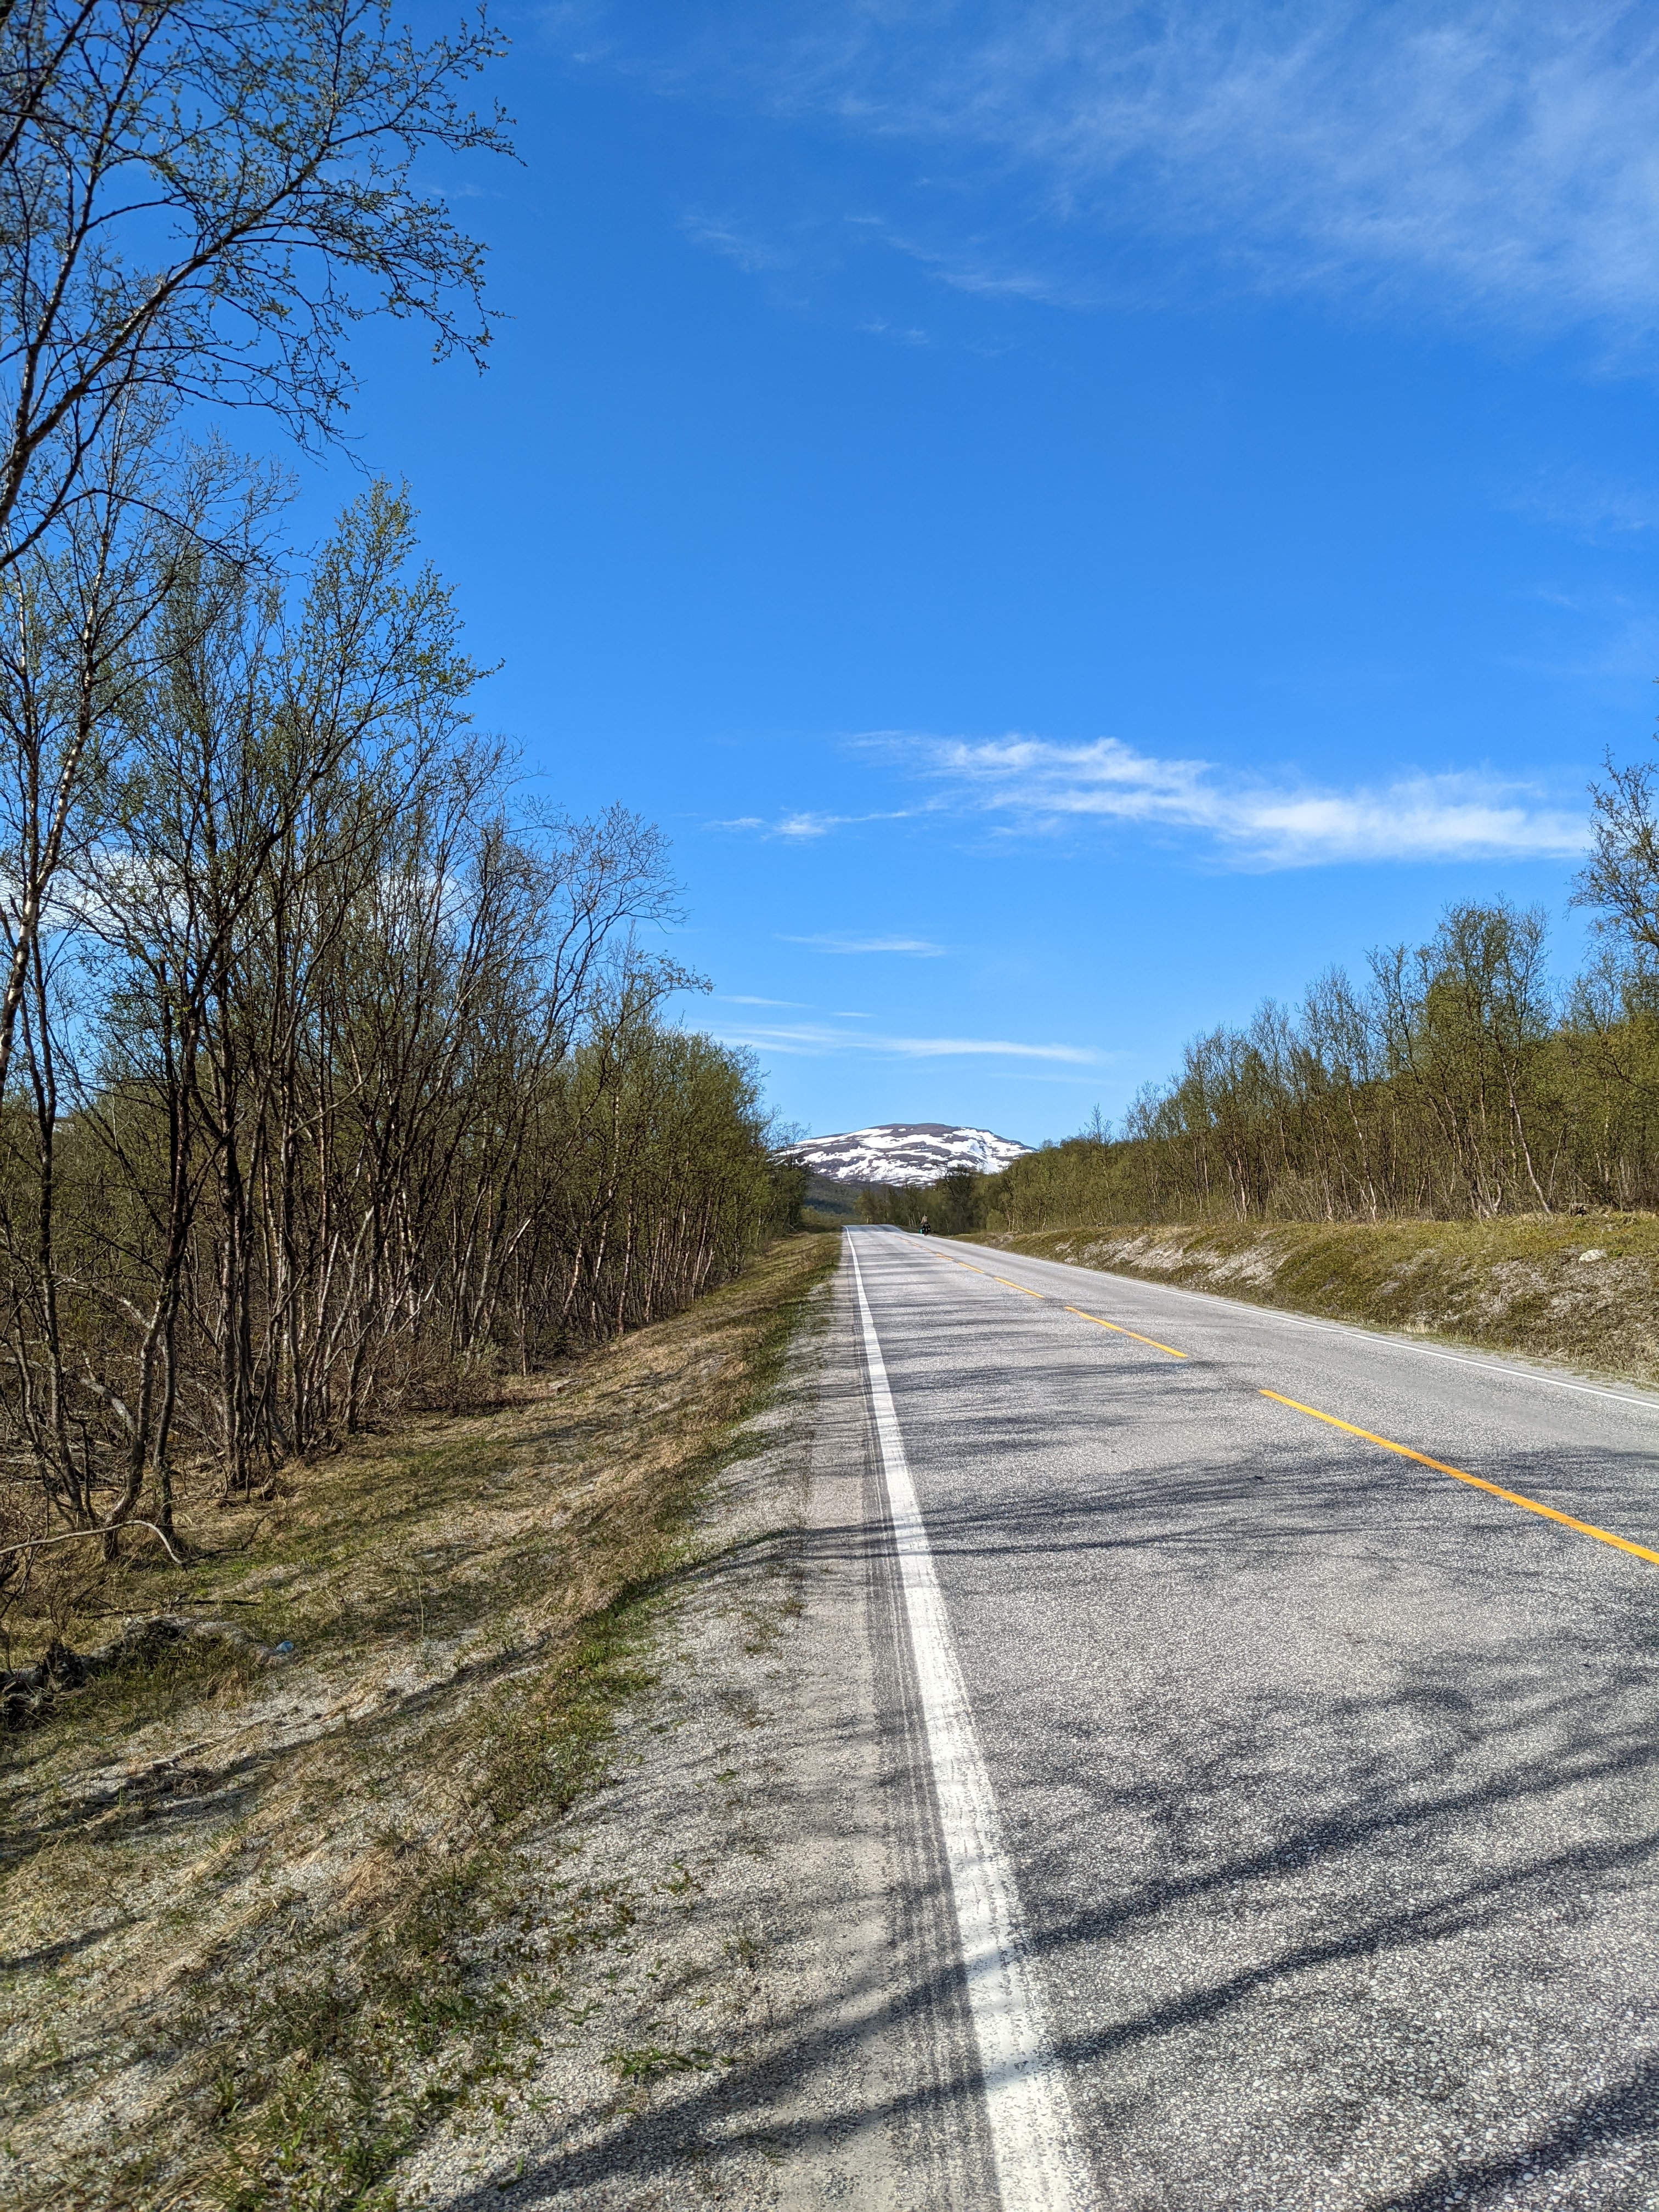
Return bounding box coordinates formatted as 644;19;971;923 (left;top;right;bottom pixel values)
839;1226;1659;2212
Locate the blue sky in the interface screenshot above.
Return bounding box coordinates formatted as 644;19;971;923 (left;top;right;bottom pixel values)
298;2;1659;1144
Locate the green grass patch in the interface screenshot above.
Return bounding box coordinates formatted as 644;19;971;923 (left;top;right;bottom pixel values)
606;2045;731;2081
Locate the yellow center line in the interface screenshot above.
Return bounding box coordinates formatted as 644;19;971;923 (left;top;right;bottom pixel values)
934;1248;1189;1355
934;1254;1189;1357
1064;1306;1188;1361
1260;1390;1659;1569
905;1248;1652;1573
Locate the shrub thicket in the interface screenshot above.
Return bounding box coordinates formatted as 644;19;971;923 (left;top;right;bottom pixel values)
0;487;785;1564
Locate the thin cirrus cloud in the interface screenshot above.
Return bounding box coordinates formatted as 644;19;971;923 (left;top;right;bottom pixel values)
678;207;795;274
714;808;913;839
648;3;1659;345
1512;472;1659;537
713;812;837;838
713;1017;1097;1063
918;734;1590;866
782;932;948;956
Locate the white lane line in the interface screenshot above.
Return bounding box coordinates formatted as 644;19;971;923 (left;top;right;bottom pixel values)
847;1238;1095;2212
946;1240;1659;1420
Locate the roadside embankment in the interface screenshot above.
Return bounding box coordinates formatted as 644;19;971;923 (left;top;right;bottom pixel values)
1;1232;838;2212
968;1217;1659;1384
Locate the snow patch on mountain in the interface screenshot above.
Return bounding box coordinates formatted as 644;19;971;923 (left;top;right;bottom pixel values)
781;1122;1032;1187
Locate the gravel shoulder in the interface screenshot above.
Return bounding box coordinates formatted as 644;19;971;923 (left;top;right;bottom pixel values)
400;1245;978;2210
393;1254;866;2207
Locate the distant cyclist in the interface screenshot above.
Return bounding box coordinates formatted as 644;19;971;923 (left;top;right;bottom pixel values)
919;1214;930;1235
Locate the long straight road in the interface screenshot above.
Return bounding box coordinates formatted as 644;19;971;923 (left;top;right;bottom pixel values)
833;1226;1659;2211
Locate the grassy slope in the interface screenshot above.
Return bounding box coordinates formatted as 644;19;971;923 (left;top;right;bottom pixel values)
970;1217;1659;1385
0;1233;838;2212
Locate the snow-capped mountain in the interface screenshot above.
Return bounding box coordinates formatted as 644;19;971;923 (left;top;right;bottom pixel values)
781;1122;1032;1187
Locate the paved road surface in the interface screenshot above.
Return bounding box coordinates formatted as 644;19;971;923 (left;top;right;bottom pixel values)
824;1227;1659;2211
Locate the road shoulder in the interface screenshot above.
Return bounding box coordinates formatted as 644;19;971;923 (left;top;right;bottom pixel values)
399;1247;953;2210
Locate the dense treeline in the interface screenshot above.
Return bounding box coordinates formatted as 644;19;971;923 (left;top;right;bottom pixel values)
858;1170;981;1233
0;482;788;1556
887;769;1659;1234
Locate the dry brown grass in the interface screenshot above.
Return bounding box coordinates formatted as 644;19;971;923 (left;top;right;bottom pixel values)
0;1233;838;2212
973;1215;1659;1383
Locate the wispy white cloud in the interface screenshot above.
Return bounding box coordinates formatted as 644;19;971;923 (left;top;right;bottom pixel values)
657;3;1659;346
861;217;1096;309
1500;590;1659;686
714;1018;1098;1062
678;207;797;273
919;733;1589;865
782;932;948;955
719;992;808;1007
713;806;915;839
856;317;933;345
1509;471;1659;541
715;730;1587;867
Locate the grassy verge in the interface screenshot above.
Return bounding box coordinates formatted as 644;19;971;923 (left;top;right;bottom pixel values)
0;1232;839;2212
969;1217;1659;1384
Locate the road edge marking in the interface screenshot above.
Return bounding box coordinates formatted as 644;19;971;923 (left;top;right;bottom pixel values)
1260;1390;1659;1568
847;1239;1096;2211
